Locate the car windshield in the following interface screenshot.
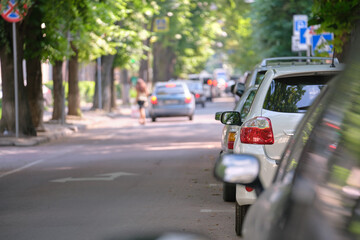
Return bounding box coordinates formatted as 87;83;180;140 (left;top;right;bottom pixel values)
263;74;336;113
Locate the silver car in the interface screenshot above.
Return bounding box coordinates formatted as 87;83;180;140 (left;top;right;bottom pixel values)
148;82;195;122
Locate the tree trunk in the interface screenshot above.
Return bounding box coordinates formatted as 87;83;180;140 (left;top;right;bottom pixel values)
110;66;116;109
101;55;115;112
52;60;64;120
121;69;130;105
68;43;81;116
0;23;36;136
26;57;44;131
93;55;115;112
152;42;176;83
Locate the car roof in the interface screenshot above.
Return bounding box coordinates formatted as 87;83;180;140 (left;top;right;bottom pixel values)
269;63;344;78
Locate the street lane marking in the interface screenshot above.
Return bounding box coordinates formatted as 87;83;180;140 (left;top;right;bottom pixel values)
209;184;222;187
200;209;233;213
0;145;85;179
145;142;220;151
51;171;137;183
0;160;43;178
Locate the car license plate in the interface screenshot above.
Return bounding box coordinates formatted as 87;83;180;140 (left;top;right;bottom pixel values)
164;100;178;105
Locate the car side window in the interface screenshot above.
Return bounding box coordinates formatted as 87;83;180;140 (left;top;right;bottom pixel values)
275;86;328;184
240;90;256;121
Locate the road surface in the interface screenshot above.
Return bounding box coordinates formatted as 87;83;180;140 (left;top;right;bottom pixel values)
0;97;238;240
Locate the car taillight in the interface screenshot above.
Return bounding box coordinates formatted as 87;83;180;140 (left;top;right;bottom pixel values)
151;96;158;105
207;79;213;85
185;95;192;104
245;186;254;192
195;93;200;99
227;131;236;149
213;80;218;86
240;117;274;144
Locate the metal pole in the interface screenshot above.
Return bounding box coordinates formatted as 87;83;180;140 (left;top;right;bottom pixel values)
97;57;102;109
61;61;66;125
12;22;19;138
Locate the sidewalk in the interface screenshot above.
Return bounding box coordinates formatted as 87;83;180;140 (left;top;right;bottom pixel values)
0;105;133;147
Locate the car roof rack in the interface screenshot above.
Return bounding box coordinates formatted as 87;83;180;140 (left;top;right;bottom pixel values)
260;57;339;67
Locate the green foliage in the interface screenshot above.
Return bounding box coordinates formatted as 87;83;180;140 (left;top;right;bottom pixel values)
214;0;259;72
309;0;360;54
45;80;94;104
153;1;220;76
251;0;313;59
78;81;95;103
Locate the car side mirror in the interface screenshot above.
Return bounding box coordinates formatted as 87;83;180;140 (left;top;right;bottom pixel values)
214;153;264;196
215;112;222;121
220;111;242;125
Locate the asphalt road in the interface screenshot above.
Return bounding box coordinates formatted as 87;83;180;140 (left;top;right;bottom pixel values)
0;97;238;240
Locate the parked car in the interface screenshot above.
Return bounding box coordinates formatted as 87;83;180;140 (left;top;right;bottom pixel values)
148;82;195;122
218;62;343;236
184;80;206;108
215;86;258;202
232;71;251;102
244;56;339;92
214;47;359;239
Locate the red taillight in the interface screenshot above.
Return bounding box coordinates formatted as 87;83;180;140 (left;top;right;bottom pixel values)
240;117;274;144
227;131;236;150
213;80;218;86
185;95;192;104
151;96;158;105
165;83;176;88
195;93;200;99
245;186;254;192
207;79;213;85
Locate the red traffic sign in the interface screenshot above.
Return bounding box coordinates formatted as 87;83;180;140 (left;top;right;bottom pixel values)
1;0;27;23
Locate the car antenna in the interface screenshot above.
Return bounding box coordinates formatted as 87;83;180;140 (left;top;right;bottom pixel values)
330;48;336;68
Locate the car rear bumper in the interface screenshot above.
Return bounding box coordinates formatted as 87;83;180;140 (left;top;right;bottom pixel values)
149;105;194;117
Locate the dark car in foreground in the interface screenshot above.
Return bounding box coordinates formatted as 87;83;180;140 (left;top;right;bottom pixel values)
214;45;360;239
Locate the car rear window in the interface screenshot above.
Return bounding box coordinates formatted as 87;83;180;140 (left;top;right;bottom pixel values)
155;85;185;95
187;82;202;91
263;74;335;113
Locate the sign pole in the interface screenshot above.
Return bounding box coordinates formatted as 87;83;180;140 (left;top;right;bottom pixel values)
12;22;19;138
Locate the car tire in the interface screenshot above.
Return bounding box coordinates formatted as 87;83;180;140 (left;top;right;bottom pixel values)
152;117;156;122
189;115;193;121
223;182;236;202
235;203;249;236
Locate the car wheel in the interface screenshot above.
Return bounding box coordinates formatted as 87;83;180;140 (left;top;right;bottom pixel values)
223;182;236;202
235;202;249;236
189;115;193;121
152;117;156;122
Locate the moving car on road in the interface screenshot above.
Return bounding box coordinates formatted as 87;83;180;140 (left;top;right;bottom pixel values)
184;80;206;108
149;82;195;122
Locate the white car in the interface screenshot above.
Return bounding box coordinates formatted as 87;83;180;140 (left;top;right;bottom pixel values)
215;86;258;201
219;62;343;236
